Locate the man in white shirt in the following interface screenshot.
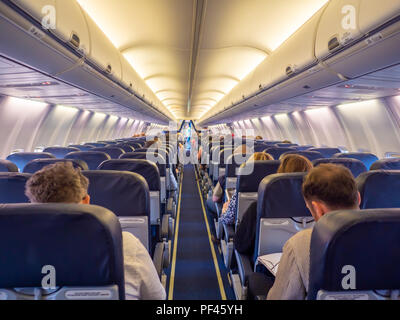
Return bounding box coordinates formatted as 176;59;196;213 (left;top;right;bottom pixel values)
25;162;166;300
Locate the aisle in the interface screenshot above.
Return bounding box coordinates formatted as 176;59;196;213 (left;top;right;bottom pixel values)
167;164;234;300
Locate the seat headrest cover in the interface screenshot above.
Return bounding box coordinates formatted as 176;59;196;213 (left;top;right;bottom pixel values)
98;160;160;191
68;145;95;152
114;144;135;153
83;171;150;217
370;158;400;171
333;153;379;170
282;151;324;162
119;153;166;177
42;147;80;159
92;147;125;159
308;209;400;300
0;160;18;173
357;170;400;209
275;143;298;148
237;161;281;192
309;148;341;158
23;159;89;174
0;203;125;299
84;143;107;148
65;152;111;170
6;153;56;172
0;173;31;203
264;147;296;160
313;158;367;178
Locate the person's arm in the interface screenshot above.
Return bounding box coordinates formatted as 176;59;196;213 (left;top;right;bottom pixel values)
122;232;166;300
220;192;236;225
212;182;223;202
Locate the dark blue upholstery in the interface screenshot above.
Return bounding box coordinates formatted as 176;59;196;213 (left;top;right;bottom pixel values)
308;209;400;300
219;148;235;166
68;145;95;152
357;170;400;209
237;161;281;192
134;148;171;168
23;159;89;174
126;142;144;149
114;144;135;153
334;152;379;170
0;173;31;203
293;146;314;151
275;143;298;148
98;160;160;191
119;153;166;177
6;153;56;172
282;151;324;161
253;144;269;152
84;143;107;148
313;158;367;178
370;158;400;171
264;147;296;160
309;148;341;158
0;203;125;299
92;147;125;159
65;152;111;170
42;147;80;159
0;160;18;173
225;154;251;178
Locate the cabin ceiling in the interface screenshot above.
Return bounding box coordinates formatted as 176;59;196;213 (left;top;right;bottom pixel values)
77;0;329;120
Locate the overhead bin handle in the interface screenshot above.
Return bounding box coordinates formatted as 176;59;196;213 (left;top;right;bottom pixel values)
106;64;112;74
328;36;341;53
70;32;80;50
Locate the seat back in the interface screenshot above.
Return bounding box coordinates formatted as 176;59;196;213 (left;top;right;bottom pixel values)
42;147;80;159
0;203;124;300
83;171;151;250
313;158;367;178
0;160;18;173
255;173;313;263
6;153;56;172
309;148;341;158
114;144;135;153
92;147;125;159
370;158;400;170
253;144;269;152
68;145;95;152
0;173;31;203
275;143;298;148
293;145;314;151
264;147;296;160
282;151;324;161
357;170;400;209
23;159;88;174
84;143;107;148
65;152;111;170
334;152;379;170
309;209;400;300
225;154;251;189
216;148;234;180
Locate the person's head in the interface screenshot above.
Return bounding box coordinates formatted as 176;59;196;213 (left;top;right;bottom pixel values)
247;152;273;162
281;140;292;144
255;136;263;140
25;162;90;205
278;154;313;174
302;164;360;221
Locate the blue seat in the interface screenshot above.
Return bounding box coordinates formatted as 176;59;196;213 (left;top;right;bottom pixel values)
275;143;298;148
264;147;296;160
282;150;324;161
225;154;251;189
126;142;144;149
0;203;124;300
42;147;80;159
333;152;379;170
0;173;31;203
68;145;95;152
65;152;111;170
0;160;18;173
6;153;56;172
370;158;400;170
84;143;108;148
309;148;341;158
293;145;314;151
23;159;88;174
357;170;400;209
114;144;135;153
92;147;125;159
120;153;166;177
253;144;269;152
308;209;400;300
313;158;367;178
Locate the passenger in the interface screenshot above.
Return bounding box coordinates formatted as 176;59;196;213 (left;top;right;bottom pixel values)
281;140;292;144
220;152;273;226
255;136;263;140
24;162;166;301
248;164;361;300
234;154;312;257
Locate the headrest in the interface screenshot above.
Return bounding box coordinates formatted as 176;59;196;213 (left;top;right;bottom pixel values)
309;148;341;158
119;153;166;177
282;151;324;162
257;173;310;219
264;147;296;160
370;158;400;171
334;152;379;170
0;203;125;299
275;143;298;148
68;145;95;152
308;209;400;300
98;160;160;191
127;142;143;149
0;160;18;173
23;159;89;174
84;143;107;148
225;154;251;177
313;158;367;178
92;147;125;159
42;147;80;159
83;171;150;218
357;170;400;209
293;146;314;151
6;153;56;172
114;144;135;153
65;152;111;170
237;161;281;192
0;173;31;203
219;148;235;165
253;144;268;152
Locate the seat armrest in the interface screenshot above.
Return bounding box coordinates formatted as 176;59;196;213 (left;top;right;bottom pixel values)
235;250;253;286
153;242;165;279
256;295;267;300
223;223;235;242
161;214;170;240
